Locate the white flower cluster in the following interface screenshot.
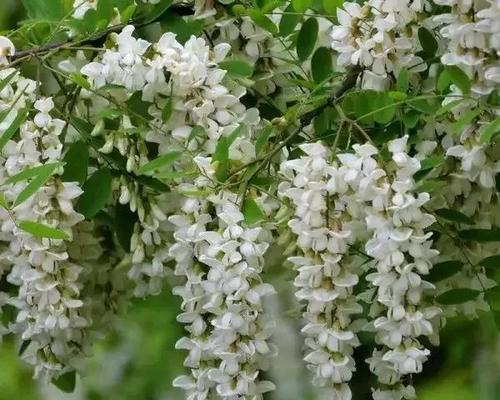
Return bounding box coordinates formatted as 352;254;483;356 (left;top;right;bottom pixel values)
280;137;442;400
0;84;89;378
171;191;276;399
80;24;277;397
364;137;440;400
80;25;259;297
434;0;500;95
330;0;430;90
279;143;366;399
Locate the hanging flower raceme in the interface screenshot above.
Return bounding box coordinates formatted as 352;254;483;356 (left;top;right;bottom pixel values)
0;85;90;378
279;142;377;399
364;137;441;400
433;0;500;95
330;0;431;90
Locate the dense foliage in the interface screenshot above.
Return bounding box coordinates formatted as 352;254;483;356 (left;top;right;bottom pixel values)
0;0;499;399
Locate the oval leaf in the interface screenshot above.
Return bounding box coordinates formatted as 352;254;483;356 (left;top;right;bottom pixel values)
311;47;332;83
62;141;89;185
435;208;474;225
19;220;69;240
297;18;318;62
219;60;254;78
436;288;481;305
459;229;500;242
77;168;112;219
137;151;182;175
427;261;464;283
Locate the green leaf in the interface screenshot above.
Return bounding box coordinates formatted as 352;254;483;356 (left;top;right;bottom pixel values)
115;203;138;251
135;175;169;192
243;198;265;225
403;110;420;128
479;255;500;270
297;17;319;62
0;108;28;152
70;73;91;90
323;0;343;14
0;71;18;93
62;142;89;185
279;3;301;36
159;10;204;44
311;47;332;83
161;99;173;123
19;221;69;240
188;125;206;142
219;60;255;78
437;69;452;92
248;9;278;34
255;125;274;154
292;0;312;12
373;92;395;124
213;136;230;182
418;27;438;59
407;98;439;114
417;178;447;193
22;0;69;20
435;208;474;225
494;310;500;331
450;109;482;134
446;65;471;94
14;163;62;207
6;162;62;185
77;168;112;219
458;229;500;242
138;0;173;24
427;261;464;283
485;287;500;311
397;69;410;93
136;151;182;175
70;116;93;139
126;91;153;122
0;193;8;210
52;371;76;393
480;116;500;143
436;288;481;305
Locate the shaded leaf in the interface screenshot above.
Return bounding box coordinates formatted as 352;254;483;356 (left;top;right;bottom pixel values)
14;163;61;207
0;108;28;151
77;168;112;219
436;288;481;305
446;65;471;94
219;60;255;78
427;261;464;283
19;221;69;240
52;371;76;393
435;208;474;225
311;47;332;83
243;198;265;225
62;141;89;185
458;229;500;242
137;151;182;175
297;18;319;62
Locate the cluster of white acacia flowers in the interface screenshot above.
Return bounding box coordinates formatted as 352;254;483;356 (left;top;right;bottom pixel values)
433;0;500;95
279;137;442;399
0;0;499;399
0;73;90;378
330;0;430;90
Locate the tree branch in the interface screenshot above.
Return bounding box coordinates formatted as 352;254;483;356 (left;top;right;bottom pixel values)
4;3;194;68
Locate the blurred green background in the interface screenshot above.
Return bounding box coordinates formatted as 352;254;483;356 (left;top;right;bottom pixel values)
0;2;499;399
